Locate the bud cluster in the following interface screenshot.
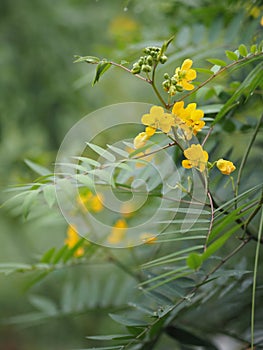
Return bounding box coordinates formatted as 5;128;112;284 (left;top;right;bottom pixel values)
162;72;183;96
131;46;168;75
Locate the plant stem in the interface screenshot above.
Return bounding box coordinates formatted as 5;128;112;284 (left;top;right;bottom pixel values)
251;208;263;349
235;112;263;200
177;52;263;103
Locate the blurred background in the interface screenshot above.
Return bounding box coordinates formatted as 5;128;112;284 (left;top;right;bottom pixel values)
0;0;262;349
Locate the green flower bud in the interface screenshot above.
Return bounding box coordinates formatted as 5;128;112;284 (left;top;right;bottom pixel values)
159;55;168;64
171;77;177;85
131;63;141;74
176;85;184;92
147;55;153;65
142;64;152;73
163;73;170;79
138;57;144;65
143;48;151;54
169;86;177;96
162;80;170;90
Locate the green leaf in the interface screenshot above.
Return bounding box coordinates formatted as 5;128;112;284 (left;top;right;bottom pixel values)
63;239;85;263
52;245;69;264
87;334;133;341
73;55;100;64
86;142;116;162
78;347;123;350
24;159;51;176
93;60;111;85
238;44;248;57
200;104;223;114
187;253;203;270
22;190;39;218
161;35;175;54
75;174;95;190
225;50;239;61
206;58;227;66
210;65;221;74
202;223;243;261
29;295;57;315
43;184;56;208
109;313;148;326
194;67;214;75
212;62;263;125
120;60;129;65
0;263;32;275
165;326;218;349
40;247;56;263
250;44;257;54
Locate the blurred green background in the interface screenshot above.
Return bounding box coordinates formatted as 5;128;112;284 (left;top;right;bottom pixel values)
1;0;262;349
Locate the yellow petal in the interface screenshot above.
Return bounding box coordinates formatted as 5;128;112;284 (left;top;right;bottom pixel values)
172;101;184;115
182;159;193;169
134;132;148;149
181;59;193;71
150;105;164;117
141;113;155;126
145;126;156;136
191;109;204;120
186;69;197;80
181;81;195;91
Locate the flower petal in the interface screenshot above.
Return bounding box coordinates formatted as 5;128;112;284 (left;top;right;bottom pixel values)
181;58;193;70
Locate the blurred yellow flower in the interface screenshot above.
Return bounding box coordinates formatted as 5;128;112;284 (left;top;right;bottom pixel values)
109;15;139;43
107;218;128;244
65;224;84;257
77;191;104;212
182;144;208;172
174;59;197;91
140;233;157;244
133;126;156;149
141;106;175;133
216;159;236;175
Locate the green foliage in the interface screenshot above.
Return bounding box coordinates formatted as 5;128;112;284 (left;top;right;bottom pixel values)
1;1;263;349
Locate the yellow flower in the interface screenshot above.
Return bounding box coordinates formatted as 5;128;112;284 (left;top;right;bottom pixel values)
107;218;128;244
140;233;157;244
77;191;104;212
133;126;156;149
109;15;139;43
174;59;197;91
182;144;208;172
216;159;236;175
141;106;175;133
65;225;84;257
172;101;205;137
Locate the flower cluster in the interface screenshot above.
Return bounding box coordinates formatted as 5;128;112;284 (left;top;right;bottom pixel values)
77;190;104;212
172;101;205;138
182;144;209;172
163;59;197;95
181;144;236;175
65;225;85;257
131;46;168;74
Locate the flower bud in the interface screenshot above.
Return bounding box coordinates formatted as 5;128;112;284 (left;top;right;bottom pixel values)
176;85;184;92
163;73;170;79
146;55;153;65
171;77;177;85
142;64;152;73
159;55;168;64
162;80;170;91
143;48;151;54
131;63;141;74
138;57;144;65
169;86;177;96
